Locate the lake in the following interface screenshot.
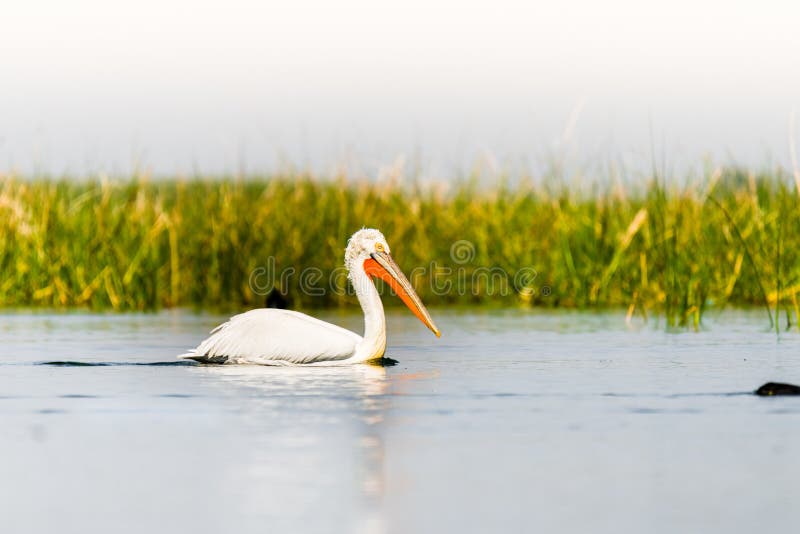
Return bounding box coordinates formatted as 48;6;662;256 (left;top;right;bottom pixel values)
1;309;799;533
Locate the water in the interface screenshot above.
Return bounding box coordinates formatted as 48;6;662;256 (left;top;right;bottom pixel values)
1;309;799;533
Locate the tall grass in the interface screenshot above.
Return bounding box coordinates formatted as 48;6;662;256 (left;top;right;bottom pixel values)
0;169;798;328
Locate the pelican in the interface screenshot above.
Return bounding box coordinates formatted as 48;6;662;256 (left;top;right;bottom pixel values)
180;228;440;365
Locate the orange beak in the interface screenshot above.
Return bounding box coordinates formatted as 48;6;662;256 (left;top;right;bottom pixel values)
364;251;441;337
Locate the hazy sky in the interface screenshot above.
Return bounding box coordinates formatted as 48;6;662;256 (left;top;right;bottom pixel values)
2;0;799;177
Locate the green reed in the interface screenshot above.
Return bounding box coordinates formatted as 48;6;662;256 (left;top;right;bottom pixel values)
0;169;798;329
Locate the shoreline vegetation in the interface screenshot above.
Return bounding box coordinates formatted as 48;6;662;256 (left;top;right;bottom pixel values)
1;169;798;330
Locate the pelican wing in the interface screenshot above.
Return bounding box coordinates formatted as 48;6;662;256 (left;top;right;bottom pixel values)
180;309;362;365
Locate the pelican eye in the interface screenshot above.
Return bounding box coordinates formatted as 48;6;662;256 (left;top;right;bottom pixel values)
375;243;385;252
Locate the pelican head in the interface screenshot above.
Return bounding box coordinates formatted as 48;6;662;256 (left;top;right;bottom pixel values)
346;228;440;337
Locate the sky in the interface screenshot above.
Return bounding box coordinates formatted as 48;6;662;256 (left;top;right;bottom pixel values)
2;0;800;177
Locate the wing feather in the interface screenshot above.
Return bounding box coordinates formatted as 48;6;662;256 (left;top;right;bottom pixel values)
180;309;361;365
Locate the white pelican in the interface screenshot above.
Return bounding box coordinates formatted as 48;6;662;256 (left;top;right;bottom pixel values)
180;228;440;365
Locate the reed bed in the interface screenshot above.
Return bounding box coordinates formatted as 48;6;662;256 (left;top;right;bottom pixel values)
0;169;798;329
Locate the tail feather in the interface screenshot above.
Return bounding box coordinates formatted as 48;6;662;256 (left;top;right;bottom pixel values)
177;350;228;364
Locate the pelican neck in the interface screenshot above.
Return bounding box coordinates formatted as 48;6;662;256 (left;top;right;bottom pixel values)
349;259;387;360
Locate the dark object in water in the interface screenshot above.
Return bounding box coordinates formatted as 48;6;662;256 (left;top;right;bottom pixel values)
265;289;291;309
755;382;800;396
367;356;398;367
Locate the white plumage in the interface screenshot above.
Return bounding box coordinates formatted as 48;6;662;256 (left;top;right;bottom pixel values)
180;228;440;366
180;309;362;365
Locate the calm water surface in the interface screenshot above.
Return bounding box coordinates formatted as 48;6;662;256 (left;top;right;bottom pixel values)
1;309;799;534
